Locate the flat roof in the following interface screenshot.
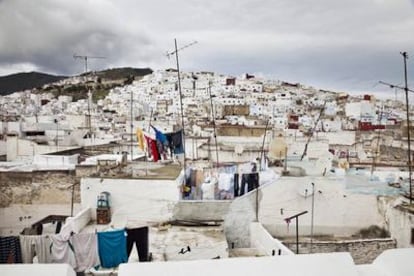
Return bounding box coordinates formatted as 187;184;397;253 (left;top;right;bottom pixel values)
119;252;359;276
80;223;227;262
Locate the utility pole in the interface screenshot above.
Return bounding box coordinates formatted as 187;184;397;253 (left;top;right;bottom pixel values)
379;52;414;204
403;52;412;205
130;87;134;161
259;119;270;171
87;89;92;142
175;39;186;170
54;117;59;151
208;80;219;167
310;182;315;253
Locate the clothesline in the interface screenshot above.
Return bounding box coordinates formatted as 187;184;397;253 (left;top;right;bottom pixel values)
0;226;149;272
136;126;185;163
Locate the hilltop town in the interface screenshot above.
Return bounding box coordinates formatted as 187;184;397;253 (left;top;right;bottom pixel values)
0;69;410;163
1;68;414;275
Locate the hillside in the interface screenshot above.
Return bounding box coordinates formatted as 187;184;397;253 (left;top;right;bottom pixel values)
0;67;153;97
36;67;154;103
93;67;153;80
0;72;67;95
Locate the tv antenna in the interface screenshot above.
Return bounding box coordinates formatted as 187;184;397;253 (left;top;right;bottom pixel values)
165;39;197;196
73;54;106;73
166;40;198;59
379;52;413;204
73;54;106;148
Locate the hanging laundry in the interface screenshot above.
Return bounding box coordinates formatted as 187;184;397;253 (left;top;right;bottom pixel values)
240;174;249;196
218;164;237;174
71;233;100;272
165;129;184;154
50;233;77;269
136;127;145;151
97;229;127;268
218;173;233;191
19;235;52;264
182;168;193;199
234;173;239;197
151;125;168;144
145;135;160;162
126;227;149;262
0;236;22;264
156;140;168;160
247;172;259;192
201;177;216;200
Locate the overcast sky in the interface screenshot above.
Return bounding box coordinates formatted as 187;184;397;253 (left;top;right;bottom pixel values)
1;0;414;98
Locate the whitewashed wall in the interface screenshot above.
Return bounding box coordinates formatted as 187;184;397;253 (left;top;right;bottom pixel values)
259;177;385;237
7;136;77;161
0;204;82;235
0;264;76;276
381;198;414;248
250;222;294;256
33;154;79;168
80;177;181;223
286;140;330;159
224;176;386;244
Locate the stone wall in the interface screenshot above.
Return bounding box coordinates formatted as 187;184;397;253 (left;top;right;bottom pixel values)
0;172;32;207
0;168;97;234
75;165;98;178
284;238;396;264
0;170;80;208
217;126;265;137
223;105;250;116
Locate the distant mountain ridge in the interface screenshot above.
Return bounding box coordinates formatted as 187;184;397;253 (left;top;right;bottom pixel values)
0;72;67;95
0;67;153;96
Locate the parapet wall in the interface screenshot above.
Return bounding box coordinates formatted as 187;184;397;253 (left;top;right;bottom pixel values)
250;222;294;256
284;238;396;264
173;200;232;221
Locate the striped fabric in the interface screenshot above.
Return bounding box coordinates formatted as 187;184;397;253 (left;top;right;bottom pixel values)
0;236;22;263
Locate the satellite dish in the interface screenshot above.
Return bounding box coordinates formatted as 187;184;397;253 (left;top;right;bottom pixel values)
268;134;287;161
298;182;314;197
234;144;244;155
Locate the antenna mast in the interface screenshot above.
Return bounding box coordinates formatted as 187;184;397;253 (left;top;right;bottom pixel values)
166;40;198;171
379;52;413;204
402;52;412;204
207;80;220;167
73;54;106;147
73;54;106;73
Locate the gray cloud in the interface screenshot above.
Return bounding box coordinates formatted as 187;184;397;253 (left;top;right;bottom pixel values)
1;0;414;96
0;0;159;75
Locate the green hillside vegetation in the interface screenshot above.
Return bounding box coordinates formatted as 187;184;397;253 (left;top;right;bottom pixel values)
93;67;153;80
